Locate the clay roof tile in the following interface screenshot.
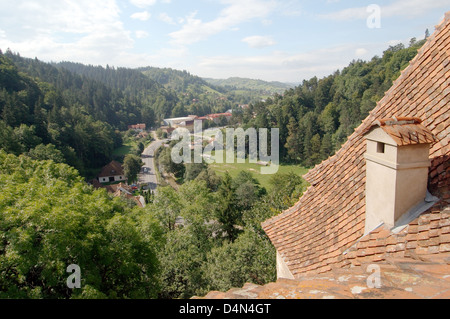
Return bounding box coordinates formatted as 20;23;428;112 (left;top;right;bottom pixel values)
366;117;437;146
262;11;450;278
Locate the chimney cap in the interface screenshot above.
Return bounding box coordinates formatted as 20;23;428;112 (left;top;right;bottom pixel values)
364;116;437;146
375;116;422;126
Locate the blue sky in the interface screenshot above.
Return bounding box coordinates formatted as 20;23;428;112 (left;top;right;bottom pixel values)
0;0;449;82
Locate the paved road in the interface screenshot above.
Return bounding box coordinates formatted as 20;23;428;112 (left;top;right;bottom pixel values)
138;133;167;193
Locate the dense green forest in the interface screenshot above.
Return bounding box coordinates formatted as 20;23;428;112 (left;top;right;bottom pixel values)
139;66;223;93
0;149;304;298
0;51;122;176
139;66;272;114
204;77;294;95
0;150;162;298
140;67;291;105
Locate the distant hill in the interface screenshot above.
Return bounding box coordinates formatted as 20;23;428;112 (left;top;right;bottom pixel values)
54;61;163;93
137;66;288;105
235;40;427;168
138;66;226;95
203;77;294;95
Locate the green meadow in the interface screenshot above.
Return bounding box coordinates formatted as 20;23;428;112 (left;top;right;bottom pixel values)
205;150;309;191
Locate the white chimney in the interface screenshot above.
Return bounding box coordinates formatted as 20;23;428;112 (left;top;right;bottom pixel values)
363;117;437;234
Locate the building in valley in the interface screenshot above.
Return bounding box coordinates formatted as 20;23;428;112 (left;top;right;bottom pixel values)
97;160;126;184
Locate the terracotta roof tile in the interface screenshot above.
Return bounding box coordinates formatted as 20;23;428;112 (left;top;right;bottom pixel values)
370;117;437;145
261;11;450;279
98;160;124;178
198;254;450;299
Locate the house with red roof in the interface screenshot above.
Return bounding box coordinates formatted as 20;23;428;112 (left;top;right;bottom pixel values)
97;160;126;184
128;123;146;131
195;112;232;125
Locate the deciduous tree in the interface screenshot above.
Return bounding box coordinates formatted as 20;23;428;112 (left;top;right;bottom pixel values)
123;154;144;184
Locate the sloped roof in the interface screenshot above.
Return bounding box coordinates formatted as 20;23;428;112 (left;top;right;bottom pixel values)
364;117;437;145
208;113;232;118
98;160;124;178
199;253;450;299
262;12;450;278
128;123;146;130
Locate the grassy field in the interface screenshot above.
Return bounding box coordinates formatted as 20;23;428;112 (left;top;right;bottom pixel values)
206;150;309;191
112;134;153;158
112;142;135;157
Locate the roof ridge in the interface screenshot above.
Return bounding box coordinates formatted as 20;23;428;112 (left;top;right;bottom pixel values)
262;11;450;279
303;12;449;185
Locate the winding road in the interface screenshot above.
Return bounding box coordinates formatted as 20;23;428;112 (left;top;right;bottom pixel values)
137;132;167;194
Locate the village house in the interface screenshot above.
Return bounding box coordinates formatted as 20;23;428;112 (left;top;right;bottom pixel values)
196;112;233;125
178;119;195;133
163;115;198;128
97;160;126;184
128;123;146;131
163;113;232;133
91;180;145;208
159;126;176;136
200;12;450;299
206;112;232;124
112;183;145;208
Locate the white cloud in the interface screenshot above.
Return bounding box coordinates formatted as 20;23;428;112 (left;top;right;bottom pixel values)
159;12;176;25
131;11;151;21
380;0;450;18
135;30;149;39
319;6;366;21
320;0;450;21
11;0;122;35
169;0;278;45
242;35;276;48
194;43;382;82
278;0;303;17
0;0;144;67
129;0;157;9
387;39;403;46
355;48;368;57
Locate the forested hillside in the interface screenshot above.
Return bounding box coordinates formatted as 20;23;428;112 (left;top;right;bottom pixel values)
139;66;222;93
140;66;256;113
0;50;240;178
0;51;123;175
204;77;293;95
53;61;179;124
233;39;427;167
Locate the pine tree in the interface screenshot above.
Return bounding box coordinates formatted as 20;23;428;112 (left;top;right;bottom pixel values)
285;117;302;163
216;172;241;242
